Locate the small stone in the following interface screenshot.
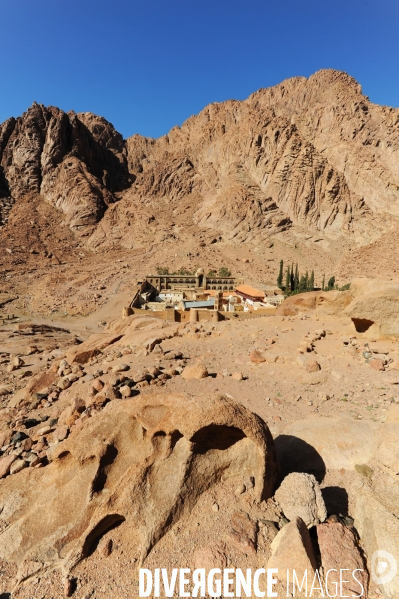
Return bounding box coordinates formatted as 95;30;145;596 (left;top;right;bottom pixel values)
37;425;52;436
132;370;149;383
10;459;28;474
28;454;42;468
212;502;219;512
370;359;385;372
70;397;86;413
57;377;71;390
144;338;163;352
0;454;17;478
305;360;321;373
11;431;28;444
227;511;257;555
327;514;340;523
26;345;39;355
136;380;149;388
63;577;76;598
249;350;266;364
232;372;244;381
235;484;246;495
275;472;327;528
112;363;130;373
53;425;69;443
12;356;25;369
119;385;132;397
91;378;104;392
355;463;374;479
98;537;113;557
181;363;208;380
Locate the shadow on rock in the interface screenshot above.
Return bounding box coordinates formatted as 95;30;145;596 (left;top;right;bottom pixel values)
322;486;349;517
274;435;326;483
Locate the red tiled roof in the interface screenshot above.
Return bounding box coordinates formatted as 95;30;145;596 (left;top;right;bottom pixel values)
235;285;265;299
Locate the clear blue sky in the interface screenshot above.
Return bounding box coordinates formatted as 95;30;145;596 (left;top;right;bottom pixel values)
1;0;398;139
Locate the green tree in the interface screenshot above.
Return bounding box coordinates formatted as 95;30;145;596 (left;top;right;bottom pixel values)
294;264;299;291
322;274;325;291
298;275;307;293
327;276;336;291
156;266;169;275
277;260;284;289
219;266;231;277
207;269;217;277
310;270;315;291
290;263;295;292
285;265;291;294
339;282;351;291
308;270;315;291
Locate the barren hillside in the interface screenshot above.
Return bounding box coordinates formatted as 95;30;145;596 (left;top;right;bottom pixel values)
1;69;399;305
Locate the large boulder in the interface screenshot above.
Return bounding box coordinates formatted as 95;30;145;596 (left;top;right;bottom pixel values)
276;290;353;317
275;472;327;527
317;522;368;598
0;392;277;584
267;517;317;586
277;278;399;339
276;415;399;598
345;279;399;338
65;315;179;364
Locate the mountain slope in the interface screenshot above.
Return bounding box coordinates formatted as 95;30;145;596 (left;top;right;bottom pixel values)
1;69;399;282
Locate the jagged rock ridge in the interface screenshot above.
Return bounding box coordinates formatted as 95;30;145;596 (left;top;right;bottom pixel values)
1;69;399;250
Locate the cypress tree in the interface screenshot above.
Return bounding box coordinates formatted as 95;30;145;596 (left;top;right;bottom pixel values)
322;274;325;291
309;270;315;291
298;275;307;292
328;276;336;291
290;263;295;292
294;264;299;291
285;265;291;294
304;270;309;291
277;260;284;289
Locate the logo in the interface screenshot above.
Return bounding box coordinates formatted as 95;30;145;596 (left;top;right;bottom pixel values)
371;550;397;585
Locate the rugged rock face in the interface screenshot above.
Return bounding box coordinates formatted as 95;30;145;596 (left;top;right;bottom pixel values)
0;103;131;234
89;69;399;250
276;277;399;338
0;392;277;584
1;69;399;255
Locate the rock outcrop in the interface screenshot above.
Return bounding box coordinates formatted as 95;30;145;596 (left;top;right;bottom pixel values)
0;103;131;235
267;517;317;585
275;472;327;528
276;277;399;338
2;70;399;266
276;415;399;598
0;392;277;584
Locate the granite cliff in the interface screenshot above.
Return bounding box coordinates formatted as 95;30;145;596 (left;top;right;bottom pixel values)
1;69;399;278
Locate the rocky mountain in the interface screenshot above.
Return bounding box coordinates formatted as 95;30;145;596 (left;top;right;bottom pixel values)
0;103;131;233
1;69;399;276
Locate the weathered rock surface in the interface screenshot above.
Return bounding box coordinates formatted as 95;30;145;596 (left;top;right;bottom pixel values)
267;517;317;585
0;104;131;235
181;363;208;380
277;278;399;338
275;472;327;527
277;415;399;598
317;522;368;598
0;392;277;583
2;70;399;276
